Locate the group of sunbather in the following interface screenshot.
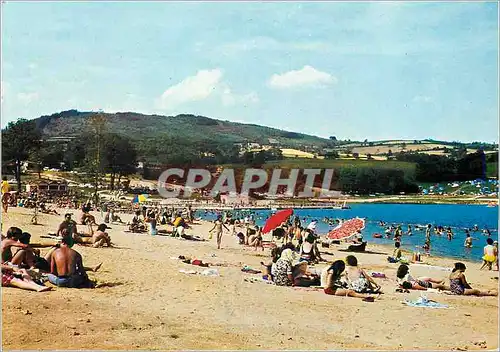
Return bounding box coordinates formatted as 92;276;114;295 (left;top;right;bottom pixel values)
258;239;497;301
1;212;108;292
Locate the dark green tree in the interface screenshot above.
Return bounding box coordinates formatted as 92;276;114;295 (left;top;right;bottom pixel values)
103;134;138;190
2;119;41;191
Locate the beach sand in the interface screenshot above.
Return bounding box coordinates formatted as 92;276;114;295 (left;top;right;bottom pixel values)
2;207;498;350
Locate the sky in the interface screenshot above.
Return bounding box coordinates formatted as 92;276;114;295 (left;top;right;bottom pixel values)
1;1;498;143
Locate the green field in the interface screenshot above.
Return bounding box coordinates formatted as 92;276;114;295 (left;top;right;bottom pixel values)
487;162;498;178
264;158;417;172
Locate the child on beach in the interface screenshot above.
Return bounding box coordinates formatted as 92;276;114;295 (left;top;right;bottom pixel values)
449;262;497;296
480;238;497;270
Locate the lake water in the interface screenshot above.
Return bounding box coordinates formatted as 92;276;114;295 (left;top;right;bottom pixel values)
195;203;498;262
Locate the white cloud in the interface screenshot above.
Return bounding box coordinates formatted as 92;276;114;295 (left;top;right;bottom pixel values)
17;92;39;104
221;85;259;107
159;69;223;109
268;66;337;89
158;69;258;110
413;95;433;103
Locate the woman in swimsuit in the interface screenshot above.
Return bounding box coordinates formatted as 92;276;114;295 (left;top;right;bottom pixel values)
396;264;448;290
323;260;379;300
449;262;497;296
345;255;382;293
209;215;229;250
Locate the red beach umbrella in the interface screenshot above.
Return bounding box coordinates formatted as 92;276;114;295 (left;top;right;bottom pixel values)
327;218;365;240
262;209;293;234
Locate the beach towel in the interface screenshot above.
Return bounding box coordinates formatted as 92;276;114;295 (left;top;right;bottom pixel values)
201;269;219;277
241;266;261;274
179;269;198;275
402;296;449;309
244;277;275;285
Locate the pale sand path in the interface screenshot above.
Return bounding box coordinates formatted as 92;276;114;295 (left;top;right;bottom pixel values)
1;207;498;350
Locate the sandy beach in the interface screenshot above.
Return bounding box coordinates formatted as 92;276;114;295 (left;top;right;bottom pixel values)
2;206;498;350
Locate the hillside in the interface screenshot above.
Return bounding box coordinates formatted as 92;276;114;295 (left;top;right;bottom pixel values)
35;110;331;148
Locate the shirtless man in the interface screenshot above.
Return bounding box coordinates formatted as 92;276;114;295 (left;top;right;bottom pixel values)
1;227;36;268
47;236;92;288
57;213;78;245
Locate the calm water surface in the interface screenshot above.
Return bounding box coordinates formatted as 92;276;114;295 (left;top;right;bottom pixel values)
196;203;499;262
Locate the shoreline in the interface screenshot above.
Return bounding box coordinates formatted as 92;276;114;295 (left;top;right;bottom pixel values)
2;207;498;350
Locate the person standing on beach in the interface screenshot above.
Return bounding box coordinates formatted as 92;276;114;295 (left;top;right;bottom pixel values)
480;238;497;270
1;176;11;214
209;215;229;249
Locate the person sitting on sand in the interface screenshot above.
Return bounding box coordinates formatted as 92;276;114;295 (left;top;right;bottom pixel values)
480;238;497;271
110;209;124;224
345;255;382;293
1;227;38;268
396;264;448;291
248;226;264;251
129;211;146;233
79;202;96;225
145;212;158;236
323;260;379;301
387;242;406;263
85;224;112;247
173;213;188;237
449;262;497;296
47;236;93;288
292;261;320;287
57;213;78;244
2;263;51;292
271;249;297;286
299;232;322;263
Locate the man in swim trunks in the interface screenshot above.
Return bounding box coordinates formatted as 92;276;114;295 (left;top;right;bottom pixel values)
47;236;91;288
57;213;78;246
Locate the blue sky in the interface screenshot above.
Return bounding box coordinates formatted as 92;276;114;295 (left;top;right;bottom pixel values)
1;1;498;142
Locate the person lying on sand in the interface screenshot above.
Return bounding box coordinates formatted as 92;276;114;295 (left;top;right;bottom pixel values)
449;262;497;296
323;260;379;301
46;236;94;288
1;264;51;292
345;255;382;293
1;227;36;268
292;261;320;287
396;264;448;291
